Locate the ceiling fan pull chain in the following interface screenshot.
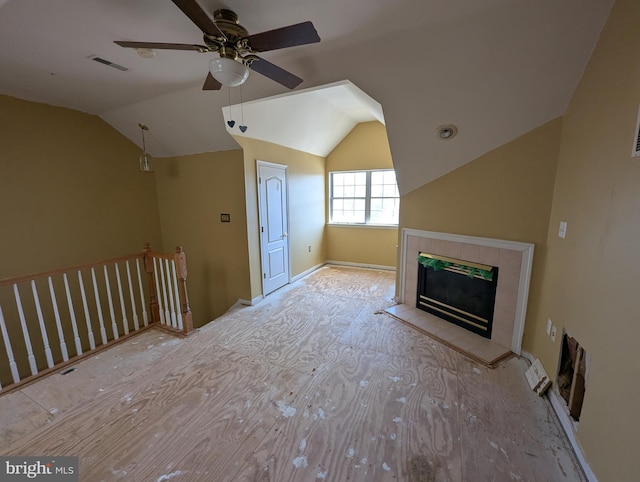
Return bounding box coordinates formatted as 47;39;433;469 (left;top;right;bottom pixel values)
226;87;236;128
239;86;247;133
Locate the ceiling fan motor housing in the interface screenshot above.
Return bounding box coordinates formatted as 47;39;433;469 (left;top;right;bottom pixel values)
203;9;250;53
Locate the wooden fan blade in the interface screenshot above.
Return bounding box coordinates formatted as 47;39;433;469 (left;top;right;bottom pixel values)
203;72;222;90
171;0;218;35
249;57;303;89
245;21;320;53
114;41;209;52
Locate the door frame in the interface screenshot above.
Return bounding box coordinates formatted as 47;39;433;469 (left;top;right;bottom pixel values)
256;160;291;295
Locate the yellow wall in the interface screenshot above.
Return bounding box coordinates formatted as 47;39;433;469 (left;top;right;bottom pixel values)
326;121;398;268
233;137;327;300
153;150;251;327
0;94;162;277
529;1;640;479
399;117;562;353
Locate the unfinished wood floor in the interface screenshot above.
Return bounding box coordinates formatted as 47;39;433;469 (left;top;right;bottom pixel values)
0;266;585;482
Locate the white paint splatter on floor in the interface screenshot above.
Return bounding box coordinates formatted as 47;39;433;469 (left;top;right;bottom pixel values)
156;470;186;481
276;400;296;418
359;380;369;388
316;471;327;479
382;462;391;471
389;376;401;382
299;438;307;452
392;416;402;423
292;456;308;468
346;448;355;459
395;397;406;403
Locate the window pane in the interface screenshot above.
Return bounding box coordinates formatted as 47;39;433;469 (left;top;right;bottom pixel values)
383;171;396;183
355;185;366;197
370;197;399;224
383;184;398;197
371;184;383;197
344;185;355;197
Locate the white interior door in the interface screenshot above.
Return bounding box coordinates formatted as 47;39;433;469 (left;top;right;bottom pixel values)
258;161;290;295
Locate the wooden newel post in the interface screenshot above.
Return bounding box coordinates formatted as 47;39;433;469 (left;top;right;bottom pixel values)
143;243;160;324
175;246;193;334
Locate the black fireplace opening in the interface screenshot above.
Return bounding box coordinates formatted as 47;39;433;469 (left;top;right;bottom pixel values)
416;253;499;338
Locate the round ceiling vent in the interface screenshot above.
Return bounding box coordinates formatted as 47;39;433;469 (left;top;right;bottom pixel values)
436;124;458;140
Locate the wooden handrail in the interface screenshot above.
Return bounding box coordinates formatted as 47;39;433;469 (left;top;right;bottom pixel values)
0;252;144;288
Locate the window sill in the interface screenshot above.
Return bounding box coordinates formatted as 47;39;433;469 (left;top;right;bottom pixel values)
327;223;398;230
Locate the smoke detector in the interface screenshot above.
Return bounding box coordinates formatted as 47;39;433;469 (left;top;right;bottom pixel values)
136;48;156;59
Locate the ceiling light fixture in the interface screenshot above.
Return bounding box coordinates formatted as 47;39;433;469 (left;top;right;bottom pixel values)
209;57;249;87
138;123;154;173
436;124;458;140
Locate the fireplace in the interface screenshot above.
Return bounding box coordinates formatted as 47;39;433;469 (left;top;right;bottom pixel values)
392;229;535;359
416;253;499;338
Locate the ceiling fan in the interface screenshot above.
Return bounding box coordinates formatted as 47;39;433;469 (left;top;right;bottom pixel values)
115;0;320;90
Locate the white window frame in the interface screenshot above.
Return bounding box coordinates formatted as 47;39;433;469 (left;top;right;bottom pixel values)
329;169;399;226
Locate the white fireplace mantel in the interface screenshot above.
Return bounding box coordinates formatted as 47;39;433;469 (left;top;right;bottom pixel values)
399;229;535;355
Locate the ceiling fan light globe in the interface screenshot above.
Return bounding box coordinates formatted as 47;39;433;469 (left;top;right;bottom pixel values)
209;57;249;87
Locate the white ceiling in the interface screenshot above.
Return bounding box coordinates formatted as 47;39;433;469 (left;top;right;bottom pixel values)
0;0;614;194
223;80;384;157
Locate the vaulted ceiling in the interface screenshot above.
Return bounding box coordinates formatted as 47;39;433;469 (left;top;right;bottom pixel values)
0;0;614;194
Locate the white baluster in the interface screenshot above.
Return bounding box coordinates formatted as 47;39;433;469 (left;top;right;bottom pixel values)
114;263;129;335
104;265;119;339
48;277;69;362
159;258;171;326
30;280;54;368
77;271;96;350
136;258;148;326
165;259;177;328
171;260;183;331
153;257;165;325
0;304;21;384
91;268;107;345
125;260;139;331
13;284;38;376
63;273;83;357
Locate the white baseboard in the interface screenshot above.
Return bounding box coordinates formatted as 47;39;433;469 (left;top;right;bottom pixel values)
325;260;396;271
233;296;263;308
521;351;597;482
291;262;326;283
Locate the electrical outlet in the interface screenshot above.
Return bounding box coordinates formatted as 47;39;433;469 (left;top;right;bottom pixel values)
551;326;557;342
546;318;552;336
308;245;311;252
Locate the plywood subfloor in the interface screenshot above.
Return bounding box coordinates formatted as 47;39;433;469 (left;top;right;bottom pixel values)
0;266;585;481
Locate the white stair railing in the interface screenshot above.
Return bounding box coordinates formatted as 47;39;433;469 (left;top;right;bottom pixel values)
0;244;192;394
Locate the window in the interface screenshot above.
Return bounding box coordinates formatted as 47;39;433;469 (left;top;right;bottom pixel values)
330;169;399;225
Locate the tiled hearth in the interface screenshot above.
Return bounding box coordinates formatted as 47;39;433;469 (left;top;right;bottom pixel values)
388;229;535;367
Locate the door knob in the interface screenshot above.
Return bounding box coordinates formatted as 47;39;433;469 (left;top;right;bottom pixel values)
283;232;288;238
